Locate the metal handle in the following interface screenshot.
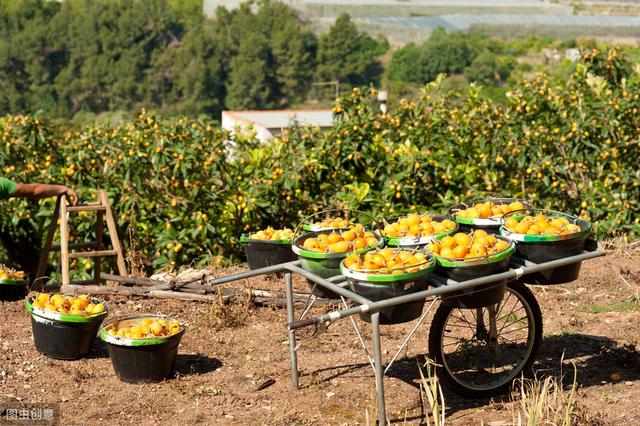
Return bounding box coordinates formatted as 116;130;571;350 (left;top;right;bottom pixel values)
293;208;379;240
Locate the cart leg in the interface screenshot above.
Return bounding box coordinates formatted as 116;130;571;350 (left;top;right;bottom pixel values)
371;312;387;425
285;272;300;389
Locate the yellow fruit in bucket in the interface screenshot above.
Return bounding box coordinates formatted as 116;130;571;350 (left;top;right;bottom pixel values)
505;213;582;236
0;265;26;280
32;293;106;316
248;227;294;241
428;230;511;260
107;317;183;339
343;248;432;275
50;294;65;308
150;321;164;336
456;200;527;219
300;227;378;253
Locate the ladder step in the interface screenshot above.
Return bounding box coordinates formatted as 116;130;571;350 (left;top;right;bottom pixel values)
66;205;107;212
69;250;118;259
51;242;98;251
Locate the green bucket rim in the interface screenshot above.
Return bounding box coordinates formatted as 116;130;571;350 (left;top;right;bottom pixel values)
339;252;435;283
98;314;187;347
240;234;292;245
0;278;28;286
499;208;592;242
24;296;109;323
453;216;501;226
430;238;516;267
292;230;384;260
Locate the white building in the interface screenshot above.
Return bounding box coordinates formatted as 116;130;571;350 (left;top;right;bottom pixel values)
221;109;334;143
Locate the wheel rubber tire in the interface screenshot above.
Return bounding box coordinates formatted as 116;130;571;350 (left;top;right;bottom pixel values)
428;281;543;398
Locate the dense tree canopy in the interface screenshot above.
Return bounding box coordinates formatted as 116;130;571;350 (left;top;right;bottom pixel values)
0;0;386;118
387;27;514;86
316;13;386;87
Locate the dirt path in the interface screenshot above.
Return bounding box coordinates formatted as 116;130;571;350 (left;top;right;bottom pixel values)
1;254;639;425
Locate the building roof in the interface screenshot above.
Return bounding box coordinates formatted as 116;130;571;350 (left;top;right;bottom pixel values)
363;14;640;31
223;109;334;129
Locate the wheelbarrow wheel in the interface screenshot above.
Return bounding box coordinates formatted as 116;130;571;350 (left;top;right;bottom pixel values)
428;281;542;398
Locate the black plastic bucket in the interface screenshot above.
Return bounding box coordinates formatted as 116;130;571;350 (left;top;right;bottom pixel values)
378;214;458;248
449;198;530;235
24;296;108;360
292;229;383;299
99;315;186;383
499;209;591;285
240;235;297;270
0;278;28;301
431;238;515;309
340;255;435;324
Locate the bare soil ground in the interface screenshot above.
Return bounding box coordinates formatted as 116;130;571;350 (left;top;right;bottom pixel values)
1;251;639;425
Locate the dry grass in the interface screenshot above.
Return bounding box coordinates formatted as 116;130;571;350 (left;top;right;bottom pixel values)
362;357;445;426
509;360;579;426
417;357;446;426
205;287;253;330
601;237;640;259
123;204;148;277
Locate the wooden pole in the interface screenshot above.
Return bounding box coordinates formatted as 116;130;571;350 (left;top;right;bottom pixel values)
94;208;103;285
99;190;127;277
33;197;61;291
59;195;70;286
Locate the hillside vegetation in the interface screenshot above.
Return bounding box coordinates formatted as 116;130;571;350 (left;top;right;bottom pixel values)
0;0;386;118
0;47;637;276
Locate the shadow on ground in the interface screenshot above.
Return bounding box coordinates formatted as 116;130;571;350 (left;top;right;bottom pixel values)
535;333;640;386
305;332;640;423
175;353;222;375
85;340;110;359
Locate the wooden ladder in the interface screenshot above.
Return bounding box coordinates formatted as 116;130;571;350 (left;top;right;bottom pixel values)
33;189;127;291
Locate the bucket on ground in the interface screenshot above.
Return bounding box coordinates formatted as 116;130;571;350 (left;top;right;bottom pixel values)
0;277;28;301
99;314;186;383
24;295;108;360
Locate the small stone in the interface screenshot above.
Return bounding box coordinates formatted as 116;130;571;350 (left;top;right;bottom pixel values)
625;381;633;386
326;392;335;398
611;372;622;382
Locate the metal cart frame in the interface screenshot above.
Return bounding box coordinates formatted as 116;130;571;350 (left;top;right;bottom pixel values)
208;240;604;425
